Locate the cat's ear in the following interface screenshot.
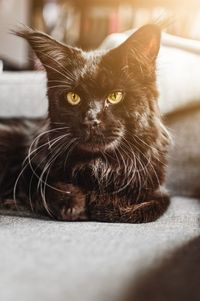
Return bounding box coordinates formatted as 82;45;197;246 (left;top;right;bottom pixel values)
111;24;161;64
127;24;161;61
14;27;78;73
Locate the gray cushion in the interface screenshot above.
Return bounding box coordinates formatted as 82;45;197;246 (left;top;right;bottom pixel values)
0;197;200;301
166;106;200;197
0;71;47;117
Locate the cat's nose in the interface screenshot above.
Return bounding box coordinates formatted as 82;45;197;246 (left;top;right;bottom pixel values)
83;118;101;128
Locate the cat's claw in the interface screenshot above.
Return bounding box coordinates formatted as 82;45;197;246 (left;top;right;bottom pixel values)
60;206;87;221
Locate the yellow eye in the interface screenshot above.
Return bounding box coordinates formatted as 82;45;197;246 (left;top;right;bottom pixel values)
107;91;123;104
66;92;81;105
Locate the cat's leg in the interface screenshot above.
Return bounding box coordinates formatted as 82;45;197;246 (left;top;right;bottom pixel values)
38;183;88;221
0;199;18;211
87;188;170;223
0;182;87;221
0;198;38;217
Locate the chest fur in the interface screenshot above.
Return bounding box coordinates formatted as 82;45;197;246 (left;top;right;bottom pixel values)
71;157;137;194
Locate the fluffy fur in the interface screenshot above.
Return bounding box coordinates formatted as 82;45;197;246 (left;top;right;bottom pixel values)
0;24;170;222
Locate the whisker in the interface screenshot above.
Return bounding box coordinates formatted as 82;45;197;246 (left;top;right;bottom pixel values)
47;85;69;90
39;138;79;215
13;126;70;205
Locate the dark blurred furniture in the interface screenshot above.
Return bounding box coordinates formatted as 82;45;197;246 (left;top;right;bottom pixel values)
32;0;200;50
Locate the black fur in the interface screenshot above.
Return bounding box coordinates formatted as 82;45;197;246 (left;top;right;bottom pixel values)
0;24;170;222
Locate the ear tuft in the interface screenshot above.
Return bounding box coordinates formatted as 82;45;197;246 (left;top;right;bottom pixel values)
13;26;76;71
111;24;161;65
126;24;161;62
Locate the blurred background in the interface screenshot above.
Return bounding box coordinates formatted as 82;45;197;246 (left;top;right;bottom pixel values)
1;0;200;70
0;3;200;301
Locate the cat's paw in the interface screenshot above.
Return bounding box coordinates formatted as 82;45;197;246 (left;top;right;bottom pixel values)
60;202;87;221
47;183;88;221
130;198;169;223
87;190;170;223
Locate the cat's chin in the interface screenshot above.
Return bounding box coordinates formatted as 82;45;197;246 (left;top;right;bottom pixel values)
77;142;105;153
77;138;121;153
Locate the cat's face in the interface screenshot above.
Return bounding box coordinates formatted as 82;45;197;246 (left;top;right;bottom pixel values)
47;50;127;152
17;25;161;153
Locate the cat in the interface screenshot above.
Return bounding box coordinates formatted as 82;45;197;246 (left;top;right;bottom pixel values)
0;24;170;223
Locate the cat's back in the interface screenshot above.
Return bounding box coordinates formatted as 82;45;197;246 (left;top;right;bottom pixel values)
0;117;46;198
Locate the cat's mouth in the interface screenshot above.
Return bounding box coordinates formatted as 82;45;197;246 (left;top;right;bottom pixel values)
78;142;105;152
78;135;106;152
78;128;124;153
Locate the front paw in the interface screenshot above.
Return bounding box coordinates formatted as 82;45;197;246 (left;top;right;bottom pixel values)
47;183;88;221
60;203;87;221
87;190;170;223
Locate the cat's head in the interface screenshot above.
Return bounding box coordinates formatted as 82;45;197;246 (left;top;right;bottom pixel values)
16;24;161;153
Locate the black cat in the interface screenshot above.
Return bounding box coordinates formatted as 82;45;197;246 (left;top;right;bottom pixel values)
0;24;170;222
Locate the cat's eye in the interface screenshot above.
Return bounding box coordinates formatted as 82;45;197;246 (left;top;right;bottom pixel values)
107;91;123;104
66;92;81;105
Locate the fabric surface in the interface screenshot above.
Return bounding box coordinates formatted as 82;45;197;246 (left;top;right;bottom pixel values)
165;106;200;198
0;71;47;117
0;197;200;301
0;60;3;73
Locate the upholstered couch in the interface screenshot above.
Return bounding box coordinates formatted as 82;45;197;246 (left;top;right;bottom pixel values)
0;34;200;301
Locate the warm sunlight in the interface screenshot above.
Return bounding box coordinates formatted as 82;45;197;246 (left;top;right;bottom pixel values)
0;1;200;301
